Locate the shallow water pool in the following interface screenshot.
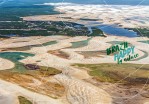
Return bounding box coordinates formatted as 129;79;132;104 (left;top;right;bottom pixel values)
0;52;34;73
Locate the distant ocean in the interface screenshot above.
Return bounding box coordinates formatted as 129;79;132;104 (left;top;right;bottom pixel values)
0;0;148;21
47;0;149;6
1;0;149;6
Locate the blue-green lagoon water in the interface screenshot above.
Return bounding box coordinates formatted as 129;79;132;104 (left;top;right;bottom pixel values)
0;52;34;73
69;38;92;48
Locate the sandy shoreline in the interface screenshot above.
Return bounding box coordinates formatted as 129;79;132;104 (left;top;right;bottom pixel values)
0;58;14;70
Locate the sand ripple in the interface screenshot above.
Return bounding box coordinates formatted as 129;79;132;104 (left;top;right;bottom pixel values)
54;74;112;104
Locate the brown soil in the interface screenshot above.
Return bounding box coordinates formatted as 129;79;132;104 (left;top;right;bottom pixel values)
48;50;69;59
0;70;65;99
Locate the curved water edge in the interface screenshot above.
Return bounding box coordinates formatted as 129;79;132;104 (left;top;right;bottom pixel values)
0;52;35;72
42;40;57;46
93;25;138;37
69;38;92;48
84;20;138;37
5;40;58;51
138;40;149;44
132;50;149;61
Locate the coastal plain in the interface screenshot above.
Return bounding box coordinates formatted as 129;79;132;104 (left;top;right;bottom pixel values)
0;2;149;104
0;35;149;104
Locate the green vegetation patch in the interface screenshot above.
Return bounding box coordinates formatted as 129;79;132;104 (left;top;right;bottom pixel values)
127;28;149;37
0;52;62;76
73;63;149;84
80;18;98;21
27;65;62;76
18;96;32;104
0;21;89;37
90;27;105;36
0;65;62;80
138;40;149;44
0;30;51;36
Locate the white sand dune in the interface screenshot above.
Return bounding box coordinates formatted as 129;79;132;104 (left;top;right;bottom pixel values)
19;36;149;68
24;3;149;28
0;36;68;49
0;58;14;70
0;79;64;104
0;88;18;104
1;2;149;104
54;74;112;104
0;35;149;104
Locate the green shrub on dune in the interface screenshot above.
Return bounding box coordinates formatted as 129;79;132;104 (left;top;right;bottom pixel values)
18;96;32;104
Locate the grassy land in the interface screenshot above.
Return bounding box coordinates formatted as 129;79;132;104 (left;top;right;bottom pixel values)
0;65;62;82
138;40;149;44
36;66;62;76
0;30;52;36
127;28;149;37
18;96;32;104
90;27;105;36
73;63;149;84
80;18;98;21
0;66;64;98
0;21;89;36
